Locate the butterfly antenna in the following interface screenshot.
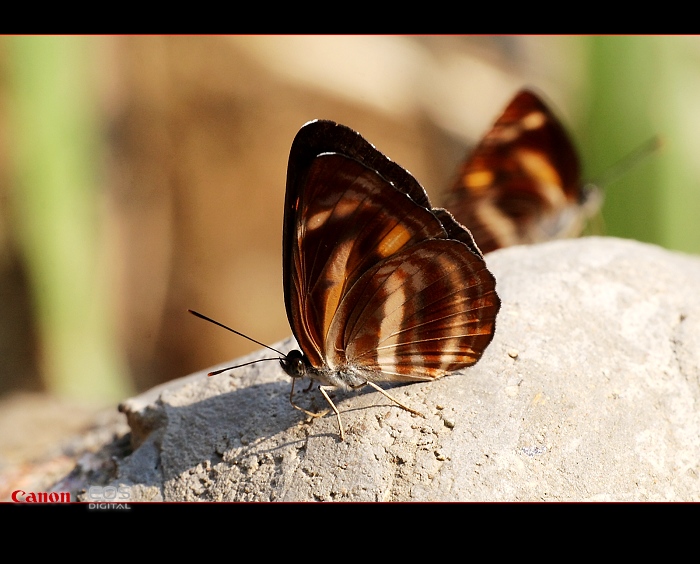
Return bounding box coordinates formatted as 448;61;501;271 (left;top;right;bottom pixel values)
207;357;280;376
188;309;286;359
587;135;663;189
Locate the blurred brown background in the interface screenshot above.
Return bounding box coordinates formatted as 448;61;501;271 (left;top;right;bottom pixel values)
1;36;698;458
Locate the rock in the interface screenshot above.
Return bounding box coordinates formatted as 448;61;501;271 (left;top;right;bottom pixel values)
66;237;700;501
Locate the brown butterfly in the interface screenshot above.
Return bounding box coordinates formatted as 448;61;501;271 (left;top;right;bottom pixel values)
192;120;500;441
283;119;501;439
442;89;602;254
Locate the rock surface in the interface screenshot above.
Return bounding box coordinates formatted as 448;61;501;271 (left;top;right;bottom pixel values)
61;237;700;501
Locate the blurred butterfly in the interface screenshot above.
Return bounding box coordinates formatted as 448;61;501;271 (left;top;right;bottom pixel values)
442;89;603;254
191;119;501;441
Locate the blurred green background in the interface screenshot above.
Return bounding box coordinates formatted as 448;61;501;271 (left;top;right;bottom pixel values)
0;35;697;409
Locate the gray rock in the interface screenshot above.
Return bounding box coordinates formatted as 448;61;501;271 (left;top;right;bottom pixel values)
80;237;700;501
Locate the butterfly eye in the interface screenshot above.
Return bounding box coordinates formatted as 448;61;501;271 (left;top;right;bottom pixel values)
281;349;307;379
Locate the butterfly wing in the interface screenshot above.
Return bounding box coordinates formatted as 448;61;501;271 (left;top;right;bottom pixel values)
443;89;599;254
335;237;500;381
284;120;500;384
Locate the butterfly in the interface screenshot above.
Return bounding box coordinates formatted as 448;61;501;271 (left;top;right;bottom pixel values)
277;119;501;440
442;89;603;254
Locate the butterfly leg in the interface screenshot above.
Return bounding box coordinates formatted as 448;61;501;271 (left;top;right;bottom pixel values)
288;380;343;439
289;385;345;440
360;381;425;418
288;385;330;418
318;386;345;441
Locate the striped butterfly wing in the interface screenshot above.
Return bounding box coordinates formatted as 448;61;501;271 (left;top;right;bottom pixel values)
442;89;601;254
335;237;500;381
283;120;500;385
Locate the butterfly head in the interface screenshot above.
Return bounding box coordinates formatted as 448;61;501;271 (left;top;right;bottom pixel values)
280;349;309;380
